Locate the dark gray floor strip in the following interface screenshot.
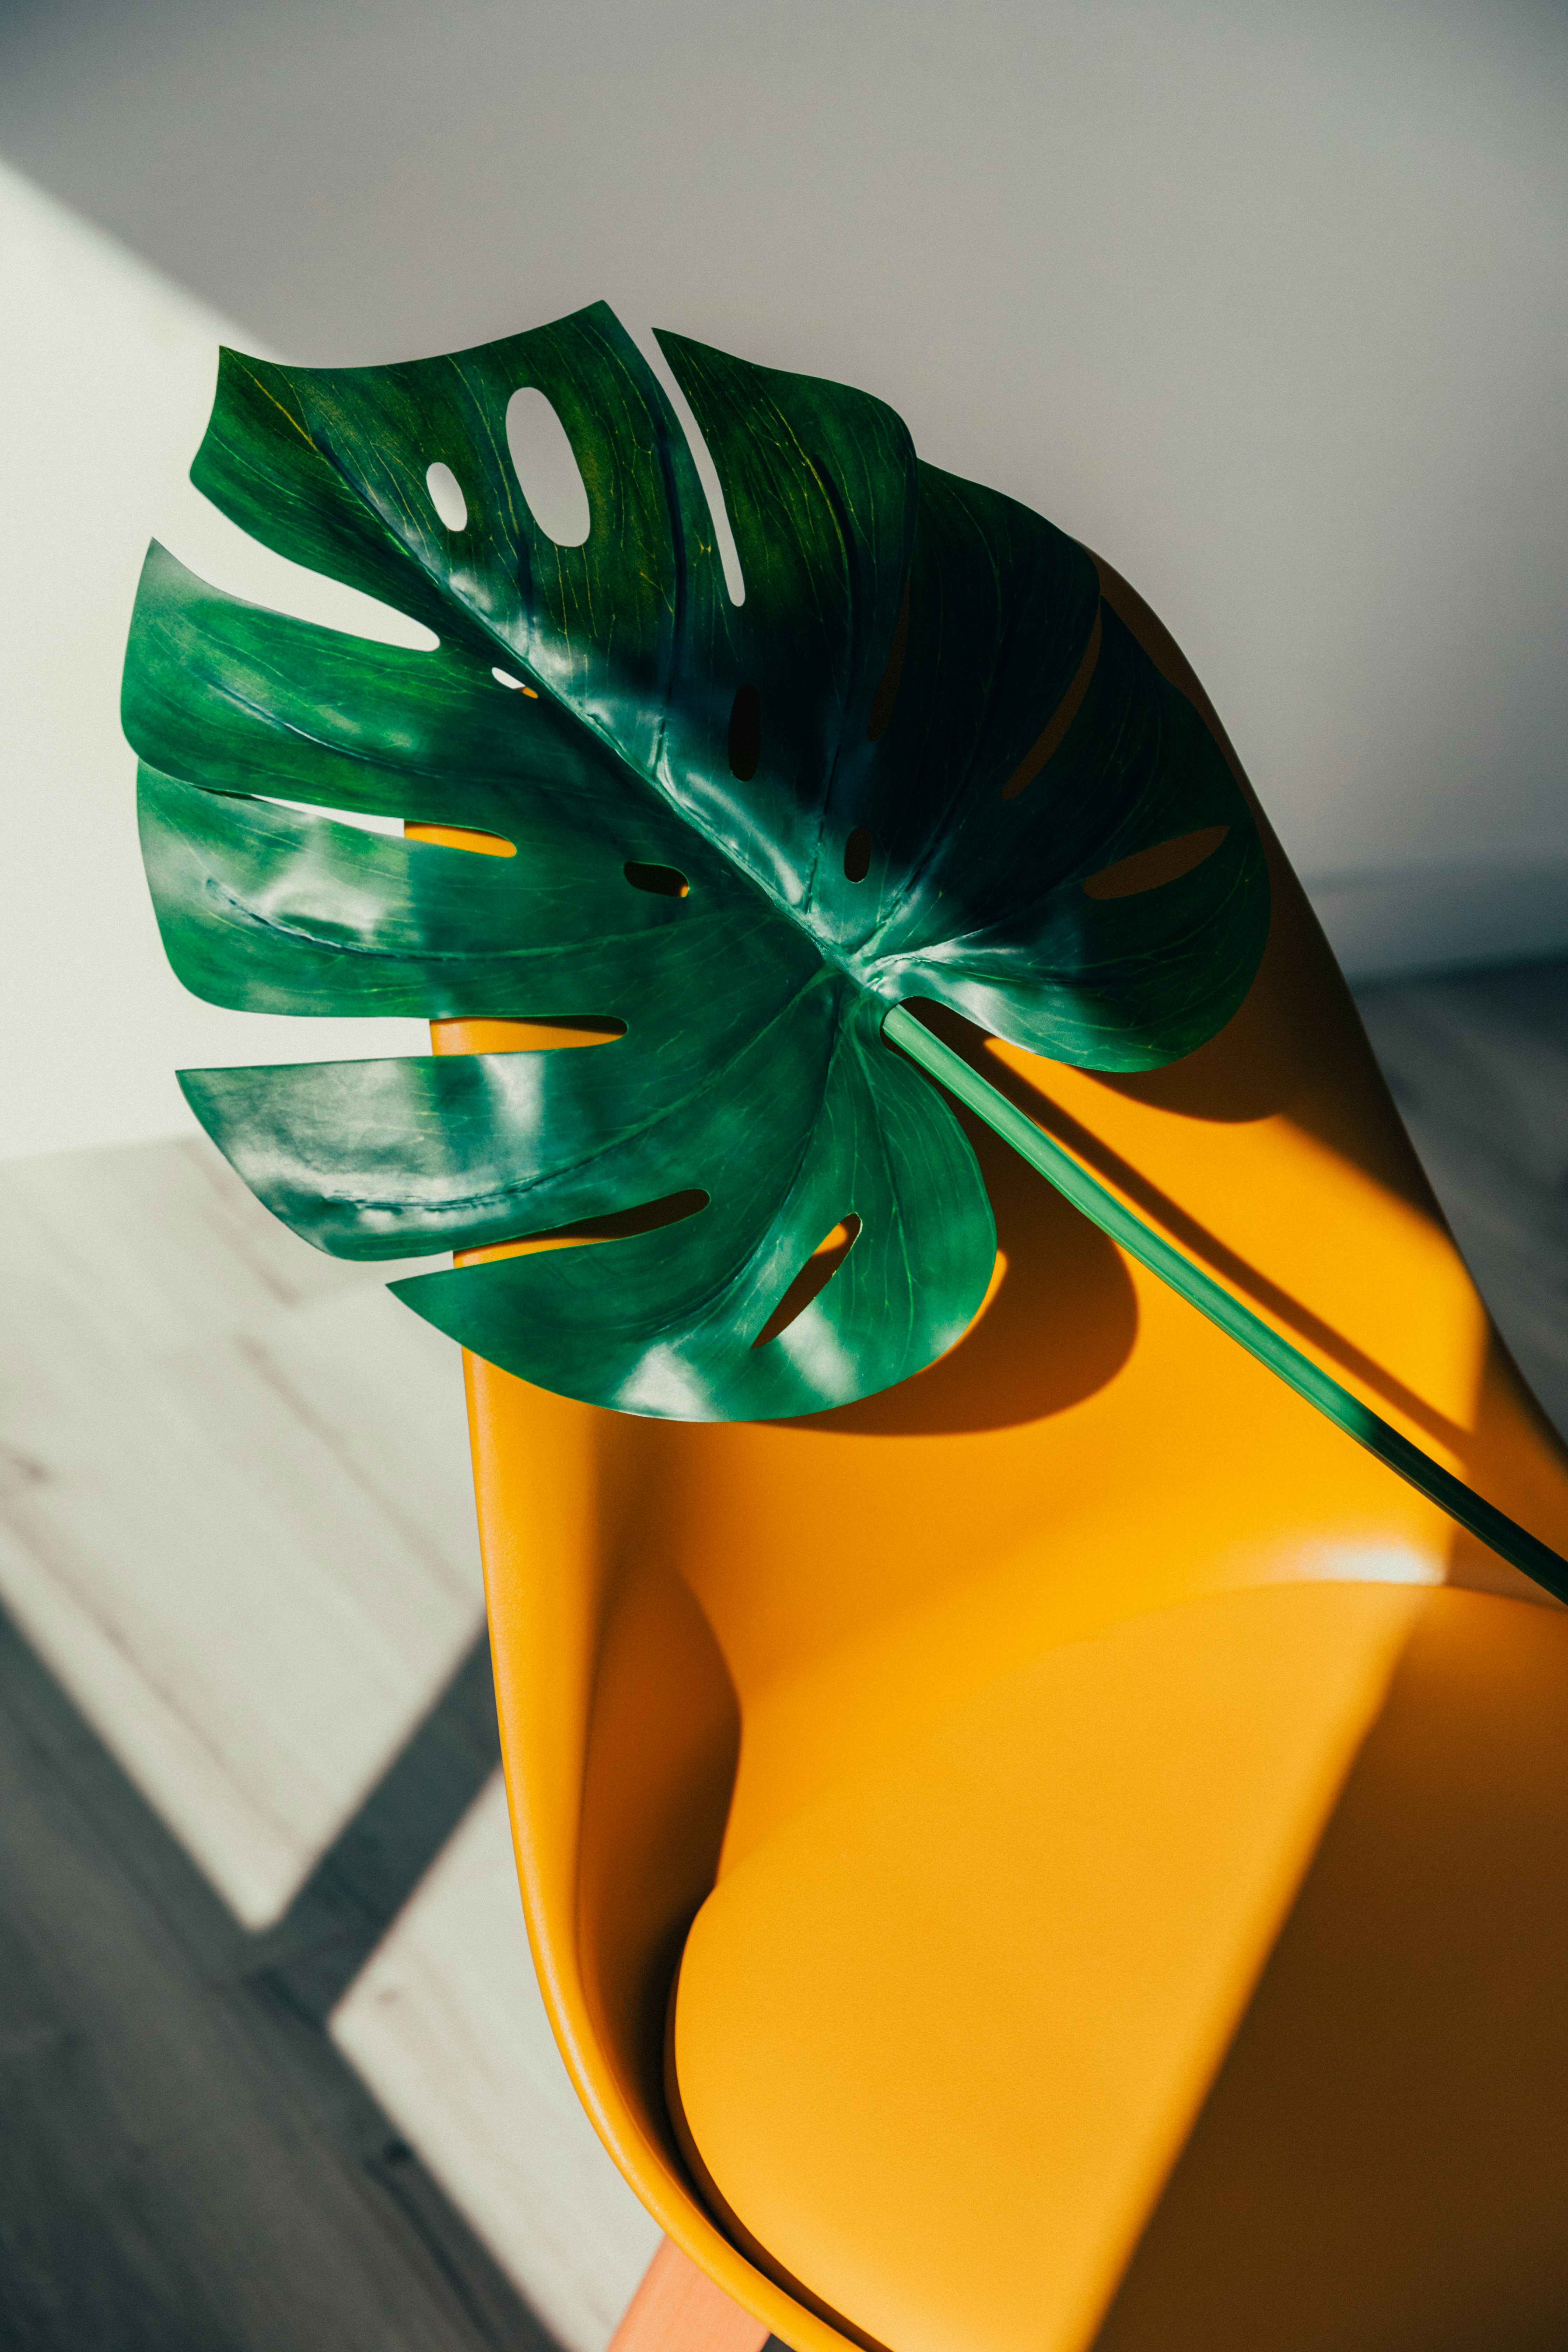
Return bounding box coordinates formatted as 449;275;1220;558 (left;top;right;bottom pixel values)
0;1605;549;2352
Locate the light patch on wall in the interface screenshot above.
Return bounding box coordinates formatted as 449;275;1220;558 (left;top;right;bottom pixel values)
0;163;430;1162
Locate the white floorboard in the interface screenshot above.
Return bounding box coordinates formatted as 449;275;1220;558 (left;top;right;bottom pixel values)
333;1774;663;2352
0;1134;484;1926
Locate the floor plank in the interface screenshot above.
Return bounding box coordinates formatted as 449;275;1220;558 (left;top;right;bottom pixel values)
0;1136;484;1925
0;1599;548;2352
332;1776;662;2352
1356;954;1568;1440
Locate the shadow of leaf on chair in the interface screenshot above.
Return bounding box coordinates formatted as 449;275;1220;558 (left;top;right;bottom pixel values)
804;1080;1139;1438
1083;849;1444;1233
983;1031;1471;1458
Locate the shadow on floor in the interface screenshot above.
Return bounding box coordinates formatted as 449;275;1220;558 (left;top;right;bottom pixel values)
1357;954;1568;1442
0;1605;554;2352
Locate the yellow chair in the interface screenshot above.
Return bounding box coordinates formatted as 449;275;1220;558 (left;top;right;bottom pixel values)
442;557;1568;2352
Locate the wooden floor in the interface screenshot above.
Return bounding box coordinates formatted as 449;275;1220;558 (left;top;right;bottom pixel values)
0;1606;542;2352
1356;954;1568;1440
0;1140;658;2349
2;952;1566;2349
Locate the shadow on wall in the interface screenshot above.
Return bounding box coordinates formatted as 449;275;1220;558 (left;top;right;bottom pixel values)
1309;860;1568;983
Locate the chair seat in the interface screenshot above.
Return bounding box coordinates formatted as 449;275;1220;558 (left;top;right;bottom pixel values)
671;1579;1568;2352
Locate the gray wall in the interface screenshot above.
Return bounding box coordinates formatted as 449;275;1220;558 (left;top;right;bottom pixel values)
2;0;1565;972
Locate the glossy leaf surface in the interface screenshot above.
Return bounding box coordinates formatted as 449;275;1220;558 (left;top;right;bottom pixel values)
125;304;1268;1419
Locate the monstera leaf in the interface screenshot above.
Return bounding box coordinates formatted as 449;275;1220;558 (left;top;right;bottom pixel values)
123;303;1268;1421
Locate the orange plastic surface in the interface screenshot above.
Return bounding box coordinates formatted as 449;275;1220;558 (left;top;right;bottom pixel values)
431;562;1568;2352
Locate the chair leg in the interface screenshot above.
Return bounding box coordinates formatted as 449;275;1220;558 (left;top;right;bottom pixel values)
608;2238;770;2352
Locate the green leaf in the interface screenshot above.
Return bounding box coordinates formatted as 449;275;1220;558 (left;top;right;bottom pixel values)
123;302;1268;1421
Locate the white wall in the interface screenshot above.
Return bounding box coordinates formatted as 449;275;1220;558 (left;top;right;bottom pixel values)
0;167;429;1160
2;2;1565;1156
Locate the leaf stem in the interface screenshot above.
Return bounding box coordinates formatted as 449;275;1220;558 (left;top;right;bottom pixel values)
883;1002;1568;1606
